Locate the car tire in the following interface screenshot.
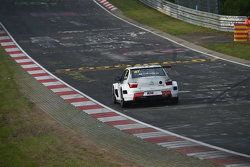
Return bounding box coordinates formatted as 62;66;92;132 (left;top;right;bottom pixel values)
120;90;127;108
112;87;118;104
120;98;128;108
112;92;117;104
171;97;179;104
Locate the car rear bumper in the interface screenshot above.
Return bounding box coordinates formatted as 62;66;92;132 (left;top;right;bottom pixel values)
123;89;178;102
133;94;174;101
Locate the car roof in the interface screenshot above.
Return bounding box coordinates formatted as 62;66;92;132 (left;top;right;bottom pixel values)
126;64;163;70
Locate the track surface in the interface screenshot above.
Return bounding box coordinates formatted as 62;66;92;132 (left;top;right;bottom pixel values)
0;0;250;155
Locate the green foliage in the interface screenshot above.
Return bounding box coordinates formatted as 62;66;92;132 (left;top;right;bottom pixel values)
0;49;122;167
109;0;216;35
166;0;175;3
220;0;250;16
0;49;37;167
204;42;250;60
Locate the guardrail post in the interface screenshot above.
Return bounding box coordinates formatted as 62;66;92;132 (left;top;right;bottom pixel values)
234;23;248;42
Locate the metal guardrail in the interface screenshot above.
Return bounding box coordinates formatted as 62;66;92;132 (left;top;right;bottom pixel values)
139;0;246;32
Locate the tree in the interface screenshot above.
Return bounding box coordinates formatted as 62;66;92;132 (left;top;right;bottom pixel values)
220;0;250;16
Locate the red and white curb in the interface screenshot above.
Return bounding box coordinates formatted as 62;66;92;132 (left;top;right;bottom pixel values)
1;23;250;167
95;0;117;11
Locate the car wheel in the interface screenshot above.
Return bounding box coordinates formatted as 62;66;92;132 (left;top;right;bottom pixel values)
171;97;179;104
112;92;117;104
120;98;127;108
112;87;118;104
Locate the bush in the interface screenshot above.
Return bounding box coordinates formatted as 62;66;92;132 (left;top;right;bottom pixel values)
220;0;250;16
166;0;175;3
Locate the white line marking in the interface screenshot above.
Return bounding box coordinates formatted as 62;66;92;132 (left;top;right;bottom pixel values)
0;42;15;46
60;94;84;100
103;2;109;5
5;48;20;53
42;81;63;86
51;87;72;93
27;70;46;75
1;22;250;158
0;36;10;40
5;47;20;52
97;116;127;122
21;64;39;69
110;7;117;11
158;140;199;148
114;123;147;130
107;5;114;9
109;7;116;10
15;59;32;63
84;108;111;114
225;164;250;167
105;3;112;7
35;75;55;81
134;131;170;139
10;53;26;58
71;101;96;107
187;151;231;159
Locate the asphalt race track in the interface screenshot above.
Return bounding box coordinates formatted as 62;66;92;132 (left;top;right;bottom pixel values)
0;0;250;155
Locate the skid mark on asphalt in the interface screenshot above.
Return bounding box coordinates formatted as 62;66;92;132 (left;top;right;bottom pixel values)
56;58;215;73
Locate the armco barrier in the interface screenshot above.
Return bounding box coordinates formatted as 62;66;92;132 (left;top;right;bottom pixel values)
234;23;248;42
139;0;246;32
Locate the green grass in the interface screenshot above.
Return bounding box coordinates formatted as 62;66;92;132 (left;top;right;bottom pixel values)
203;42;250;60
109;0;250;60
109;0;216;35
0;48;121;167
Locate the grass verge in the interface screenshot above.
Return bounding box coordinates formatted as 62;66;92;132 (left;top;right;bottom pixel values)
109;0;215;35
0;48;124;167
203;42;250;60
108;0;250;60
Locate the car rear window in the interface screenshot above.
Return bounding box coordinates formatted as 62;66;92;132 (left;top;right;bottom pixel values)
131;67;166;78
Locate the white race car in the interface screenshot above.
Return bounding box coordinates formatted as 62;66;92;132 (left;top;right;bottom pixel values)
112;65;179;107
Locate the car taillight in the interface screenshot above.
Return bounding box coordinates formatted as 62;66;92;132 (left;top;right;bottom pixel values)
165;81;172;86
128;83;138;88
133;92;144;100
162;90;171;96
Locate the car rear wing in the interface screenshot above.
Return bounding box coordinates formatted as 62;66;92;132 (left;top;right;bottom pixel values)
162;65;172;69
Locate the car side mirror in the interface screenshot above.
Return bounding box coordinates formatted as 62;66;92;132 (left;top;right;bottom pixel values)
115;76;122;82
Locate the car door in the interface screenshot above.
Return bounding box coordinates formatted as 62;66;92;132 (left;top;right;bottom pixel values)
118;69;129;98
